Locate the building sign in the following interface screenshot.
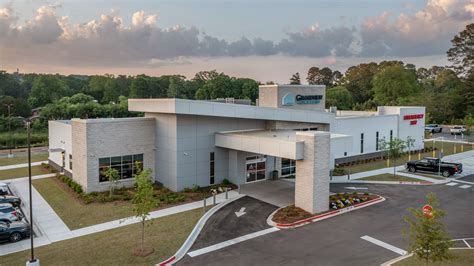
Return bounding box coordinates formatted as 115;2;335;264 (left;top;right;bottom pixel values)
282;93;323;106
403;113;423;126
403;114;424;120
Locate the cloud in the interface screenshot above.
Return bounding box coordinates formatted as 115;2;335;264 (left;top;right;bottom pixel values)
359;0;473;57
0;0;472;69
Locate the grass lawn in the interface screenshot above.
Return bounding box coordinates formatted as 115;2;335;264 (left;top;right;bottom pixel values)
342;142;473;174
0;153;48;166
0;165;51;180
33;177;137;229
359;174;423;182
0;207;208;266
394;249;474;266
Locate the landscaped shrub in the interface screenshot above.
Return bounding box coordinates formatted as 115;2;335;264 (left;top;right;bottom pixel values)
57;175;84;196
222;179;230;185
332;167;346;176
191;184;200;192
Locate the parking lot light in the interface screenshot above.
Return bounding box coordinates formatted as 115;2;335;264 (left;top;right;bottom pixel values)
25;119;40;266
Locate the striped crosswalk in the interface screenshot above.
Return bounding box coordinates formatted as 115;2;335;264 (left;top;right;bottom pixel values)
445;181;472;189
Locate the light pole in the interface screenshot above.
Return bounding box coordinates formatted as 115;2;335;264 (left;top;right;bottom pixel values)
25;118;40;266
4;103;13;158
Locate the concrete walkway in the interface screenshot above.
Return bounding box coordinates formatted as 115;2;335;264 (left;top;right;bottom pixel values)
0;161;48;171
0;179;240;257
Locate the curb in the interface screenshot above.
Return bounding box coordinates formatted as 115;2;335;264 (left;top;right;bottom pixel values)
330;180;435;185
157;194;246;266
267;195;385;229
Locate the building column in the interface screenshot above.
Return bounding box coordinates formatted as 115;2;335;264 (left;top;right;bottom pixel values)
295;131;330;214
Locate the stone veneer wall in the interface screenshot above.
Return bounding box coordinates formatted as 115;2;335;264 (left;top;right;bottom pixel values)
295;131;330;214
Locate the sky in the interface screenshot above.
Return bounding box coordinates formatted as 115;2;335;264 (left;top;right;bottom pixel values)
0;0;472;82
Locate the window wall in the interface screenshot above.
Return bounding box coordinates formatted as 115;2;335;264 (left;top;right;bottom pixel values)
281;158;296;177
99;154;143;182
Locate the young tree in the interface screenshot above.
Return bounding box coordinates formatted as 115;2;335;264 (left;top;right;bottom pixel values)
133;168;158;256
379;137;407;176
289;72;301;85
103;167;120;197
403;193;452;265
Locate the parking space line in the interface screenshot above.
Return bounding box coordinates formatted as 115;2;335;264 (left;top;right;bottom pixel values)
445;182;458;186
187;227;280;257
360;235;407;255
459;185;472;189
462;239;471;248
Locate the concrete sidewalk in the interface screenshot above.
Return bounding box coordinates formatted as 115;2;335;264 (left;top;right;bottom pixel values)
0;161;48;171
0;181;240;257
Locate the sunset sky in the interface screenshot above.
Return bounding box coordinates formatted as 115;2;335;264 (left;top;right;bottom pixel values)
1;0;472;82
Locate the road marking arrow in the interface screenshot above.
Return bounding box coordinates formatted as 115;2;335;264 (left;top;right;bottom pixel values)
234;207;246;217
344;187;368;190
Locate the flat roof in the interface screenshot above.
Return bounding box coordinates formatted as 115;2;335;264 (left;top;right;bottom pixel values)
216;129;350;141
128;98;335;124
70;117;153;124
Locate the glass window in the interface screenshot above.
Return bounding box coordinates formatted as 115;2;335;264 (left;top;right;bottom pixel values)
281;158;296;177
210;152;215;185
99;154;143;182
99;157;111;182
69;154;73;170
376;131;379;151
360;133;364;154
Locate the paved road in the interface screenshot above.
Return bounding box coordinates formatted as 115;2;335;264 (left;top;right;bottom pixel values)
178;181;473;266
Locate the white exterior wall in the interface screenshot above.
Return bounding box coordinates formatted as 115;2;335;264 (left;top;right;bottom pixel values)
378;106;426;151
48;121;72;173
332;115;399;157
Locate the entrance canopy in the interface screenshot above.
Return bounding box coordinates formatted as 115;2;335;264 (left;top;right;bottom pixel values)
215;130;305;160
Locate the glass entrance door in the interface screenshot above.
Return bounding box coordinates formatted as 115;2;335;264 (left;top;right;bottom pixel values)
246;155;266;182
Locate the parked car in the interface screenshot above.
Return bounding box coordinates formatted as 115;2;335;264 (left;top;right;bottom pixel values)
450;126;466;135
0;203;21;223
406;157;463;177
0;220;30;243
0;195;21;207
425;124;442;133
0;182;8;196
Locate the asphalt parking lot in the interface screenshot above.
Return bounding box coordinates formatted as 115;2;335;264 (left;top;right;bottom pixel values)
428;128;473;142
178;181;473;266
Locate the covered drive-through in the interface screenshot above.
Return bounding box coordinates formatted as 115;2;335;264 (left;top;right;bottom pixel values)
215;129;336;213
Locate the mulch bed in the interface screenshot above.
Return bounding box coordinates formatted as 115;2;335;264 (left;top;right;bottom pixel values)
272;193;380;224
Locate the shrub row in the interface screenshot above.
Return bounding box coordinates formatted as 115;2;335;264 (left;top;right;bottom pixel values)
58;175;83;194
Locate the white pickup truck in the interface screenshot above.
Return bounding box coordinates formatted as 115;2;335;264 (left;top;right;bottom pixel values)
450;126;466;135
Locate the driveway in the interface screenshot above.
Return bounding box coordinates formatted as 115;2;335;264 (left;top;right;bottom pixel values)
178;182;473;266
240;180;295;207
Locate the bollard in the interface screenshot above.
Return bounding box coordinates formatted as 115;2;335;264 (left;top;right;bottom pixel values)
238;184;241;194
454;146;456;154
213;194;216;205
347;169;350;180
461;145;464;152
225;187;228;199
203;196;206;212
418;152;421;160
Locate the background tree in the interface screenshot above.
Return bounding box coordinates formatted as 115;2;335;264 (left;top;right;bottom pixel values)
373;65;420;105
379;137;406;176
132;167;158;256
103;167;120;197
344;62;378;103
28;75;72;107
307;67;333;87
447;23;473;75
403;193;452;265
325;86;353;109
290;72;301;85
